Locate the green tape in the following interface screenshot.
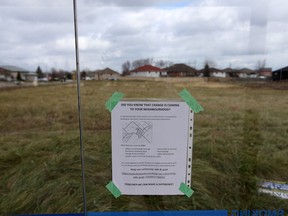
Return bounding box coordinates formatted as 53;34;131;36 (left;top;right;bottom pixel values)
106;181;122;198
179;182;194;198
105;91;125;112
178;89;204;113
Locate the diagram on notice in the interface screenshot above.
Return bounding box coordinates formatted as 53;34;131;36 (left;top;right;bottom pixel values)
122;121;152;144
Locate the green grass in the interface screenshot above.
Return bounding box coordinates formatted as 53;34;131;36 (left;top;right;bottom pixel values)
0;80;287;214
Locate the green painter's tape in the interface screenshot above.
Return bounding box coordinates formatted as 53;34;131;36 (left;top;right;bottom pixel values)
105;91;125;112
106;181;122;198
178;89;204;113
179;182;194;198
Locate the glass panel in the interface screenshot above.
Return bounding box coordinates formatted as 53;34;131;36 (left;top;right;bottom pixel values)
0;0;287;215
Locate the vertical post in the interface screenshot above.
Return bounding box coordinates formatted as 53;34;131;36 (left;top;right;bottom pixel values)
73;0;87;214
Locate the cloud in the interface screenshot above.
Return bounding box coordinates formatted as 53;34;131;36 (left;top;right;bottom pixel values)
81;0;193;7
0;0;287;72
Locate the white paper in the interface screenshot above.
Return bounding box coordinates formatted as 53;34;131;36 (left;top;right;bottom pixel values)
111;100;192;195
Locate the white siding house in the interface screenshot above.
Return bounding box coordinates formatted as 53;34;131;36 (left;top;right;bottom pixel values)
129;65;164;77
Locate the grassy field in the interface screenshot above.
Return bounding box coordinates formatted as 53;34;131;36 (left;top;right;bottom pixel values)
0;80;287;214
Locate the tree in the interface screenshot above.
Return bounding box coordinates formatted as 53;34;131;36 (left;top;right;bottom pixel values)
203;63;210;77
131;58;154;69
58;70;67;82
204;59;216;68
81;71;86;80
16;72;22;81
36;66;45;78
50;68;60;81
65;72;72;80
155;60;165;68
256;59;266;69
122;60;131;76
154;60;174;68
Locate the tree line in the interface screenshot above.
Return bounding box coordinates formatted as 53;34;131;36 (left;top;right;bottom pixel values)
34;58;267;80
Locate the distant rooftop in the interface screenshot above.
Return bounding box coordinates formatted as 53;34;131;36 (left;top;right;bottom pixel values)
0;65;29;72
98;67;119;74
164;63;197;72
131;65;163;72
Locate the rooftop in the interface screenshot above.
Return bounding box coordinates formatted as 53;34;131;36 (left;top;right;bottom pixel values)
0;65;29;72
131;65;163;72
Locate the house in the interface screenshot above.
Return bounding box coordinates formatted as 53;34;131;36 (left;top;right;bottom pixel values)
272;66;288;81
237;68;257;78
0;68;10;81
129;65;165;77
223;68;237;77
209;67;228;78
93;68;120;80
0;65;29;81
164;63;198;77
258;68;272;79
24;73;38;82
198;67;222;77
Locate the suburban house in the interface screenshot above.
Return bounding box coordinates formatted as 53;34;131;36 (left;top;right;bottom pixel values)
198;67;224;77
24;73;38;82
0;65;29;81
258;68;272;79
91;67;120;80
272;66;288;81
209;67;228;78
223;68;238;77
197;67;262;78
164;63;198;77
237;68;257;78
129;65;165;77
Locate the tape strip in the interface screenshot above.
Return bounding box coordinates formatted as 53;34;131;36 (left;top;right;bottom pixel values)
179;182;194;198
106;181;122;198
178;89;204;113
105;91;125;112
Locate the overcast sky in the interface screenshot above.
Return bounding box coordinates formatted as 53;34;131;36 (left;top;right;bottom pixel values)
0;0;287;72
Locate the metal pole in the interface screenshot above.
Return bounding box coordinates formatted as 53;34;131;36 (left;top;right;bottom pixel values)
73;0;87;214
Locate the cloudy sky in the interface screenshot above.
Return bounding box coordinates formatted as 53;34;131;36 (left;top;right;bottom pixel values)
0;0;287;72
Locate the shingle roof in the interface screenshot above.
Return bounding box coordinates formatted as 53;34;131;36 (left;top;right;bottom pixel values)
222;68;233;72
164;63;197;73
272;66;288;80
238;68;256;74
131;65;163;72
0;65;29;72
98;67;119;74
273;66;288;73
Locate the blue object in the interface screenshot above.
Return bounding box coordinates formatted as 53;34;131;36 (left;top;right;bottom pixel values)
18;210;228;216
89;211;227;216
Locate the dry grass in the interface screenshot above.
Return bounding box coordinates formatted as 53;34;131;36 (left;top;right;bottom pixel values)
0;80;287;214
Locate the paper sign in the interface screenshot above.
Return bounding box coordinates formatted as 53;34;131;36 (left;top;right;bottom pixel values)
111;100;193;195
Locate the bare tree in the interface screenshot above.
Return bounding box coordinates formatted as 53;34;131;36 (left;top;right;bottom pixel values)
131;58;154;69
155;60;165;68
256;59;266;69
154;60;174;68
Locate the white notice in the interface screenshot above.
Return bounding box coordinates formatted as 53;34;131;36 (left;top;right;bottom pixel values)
111;100;193;195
